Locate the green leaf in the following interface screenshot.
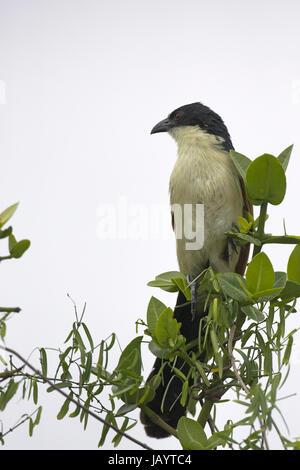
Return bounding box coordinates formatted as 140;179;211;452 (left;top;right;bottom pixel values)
237;216;251;233
8;234;17;252
217;272;253;304
210;329;219;356
115;403;138;417
252;287;283;302
39;348;48;377
98;412;113;447
229;150;252;180
116;336;143;376
283;336;293;365
278;144;293;172
33;380;38;404
155;308;181;348
47;381;72;392
246;252;275;294
225;231;262;246
73;326;86;351
172;277;191;300
148;340;170;359
245;154;286;205
82;351;92;383
249;271;286;301
194;360;211;387
69;405;81;418
270;373;281;404
180;381;189;407
0;226;12;239
0;202;19;228
226;231;262;246
205;430;230;449
147;271;186;292
241;305;265;322
274;271;287;289
57;394;72;420
112;417;130;447
29;418;34;437
81;323;94;351
147;296;167;336
0;379;19;411
177;417;207;450
34;406;42;425
173;367;187;382
287;245;300;283
279;280;300;300
0;322;6;340
263;343;273;377
262;235;300;245
96;340;104;376
9;239;31;258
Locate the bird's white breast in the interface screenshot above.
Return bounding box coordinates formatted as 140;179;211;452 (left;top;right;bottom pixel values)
169;126;243;277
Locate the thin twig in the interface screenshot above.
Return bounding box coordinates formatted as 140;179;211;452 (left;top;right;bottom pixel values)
228;325;250;395
0;345;153;450
228;325;269;450
0;408;39;439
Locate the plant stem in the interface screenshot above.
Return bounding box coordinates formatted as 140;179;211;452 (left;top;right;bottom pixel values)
253;202;268;257
0;256;12;262
0;307;21;313
0;345;153;450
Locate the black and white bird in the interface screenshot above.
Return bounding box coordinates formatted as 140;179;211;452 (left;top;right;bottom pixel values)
140;102;252;438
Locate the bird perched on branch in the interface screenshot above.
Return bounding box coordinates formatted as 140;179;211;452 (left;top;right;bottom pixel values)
140;102;252;438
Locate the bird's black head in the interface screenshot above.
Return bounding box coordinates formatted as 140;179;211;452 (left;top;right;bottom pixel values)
151;102;233;151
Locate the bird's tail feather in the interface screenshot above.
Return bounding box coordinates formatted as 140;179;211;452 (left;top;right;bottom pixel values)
140;291;201;438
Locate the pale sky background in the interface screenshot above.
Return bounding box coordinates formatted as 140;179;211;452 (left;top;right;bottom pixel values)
1;0;300;450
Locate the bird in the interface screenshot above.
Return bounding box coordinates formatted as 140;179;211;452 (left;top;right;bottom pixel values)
140;102;252;438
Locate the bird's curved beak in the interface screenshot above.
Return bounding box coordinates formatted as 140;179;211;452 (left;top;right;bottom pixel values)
150;118;172;134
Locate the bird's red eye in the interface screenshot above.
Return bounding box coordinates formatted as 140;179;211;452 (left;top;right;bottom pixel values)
175;113;181;120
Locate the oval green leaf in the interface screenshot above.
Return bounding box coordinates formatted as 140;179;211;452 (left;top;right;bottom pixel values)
217;272;253;304
245;154;286;205
147;296;167;336
155;308;181;348
246;252;275;294
229;150;252;180
10;239;31;258
0;202;19;228
287;245;300;284
177;417;207;450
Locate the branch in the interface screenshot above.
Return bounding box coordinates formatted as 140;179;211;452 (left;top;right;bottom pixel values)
0;345;153;450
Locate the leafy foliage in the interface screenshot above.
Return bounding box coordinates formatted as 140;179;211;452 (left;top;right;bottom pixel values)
1;146;300;450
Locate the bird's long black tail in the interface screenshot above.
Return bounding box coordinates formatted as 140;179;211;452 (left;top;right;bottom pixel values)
140;291;201;438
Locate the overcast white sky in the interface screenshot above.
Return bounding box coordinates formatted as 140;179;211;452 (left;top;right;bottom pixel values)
1;0;300;450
